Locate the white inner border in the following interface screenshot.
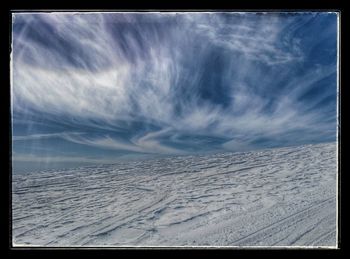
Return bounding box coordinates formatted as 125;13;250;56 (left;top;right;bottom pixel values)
10;11;340;249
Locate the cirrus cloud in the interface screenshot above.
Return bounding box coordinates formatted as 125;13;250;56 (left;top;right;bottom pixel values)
11;12;338;168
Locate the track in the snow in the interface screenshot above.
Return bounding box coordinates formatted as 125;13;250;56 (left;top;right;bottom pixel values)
12;142;337;247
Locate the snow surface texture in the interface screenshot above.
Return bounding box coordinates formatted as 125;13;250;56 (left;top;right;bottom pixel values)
12;142;337;247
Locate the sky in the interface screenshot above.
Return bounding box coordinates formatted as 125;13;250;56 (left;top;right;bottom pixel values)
11;12;338;172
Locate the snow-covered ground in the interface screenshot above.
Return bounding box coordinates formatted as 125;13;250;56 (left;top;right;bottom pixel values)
12;142;338;247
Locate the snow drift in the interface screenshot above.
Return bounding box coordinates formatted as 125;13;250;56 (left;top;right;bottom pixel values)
12;142;337;247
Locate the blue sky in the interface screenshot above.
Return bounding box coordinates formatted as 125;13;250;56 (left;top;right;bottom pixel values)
11;12;338;172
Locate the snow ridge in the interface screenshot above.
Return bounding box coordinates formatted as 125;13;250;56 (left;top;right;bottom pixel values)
12;142;337;247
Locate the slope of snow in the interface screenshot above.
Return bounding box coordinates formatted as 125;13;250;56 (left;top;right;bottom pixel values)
12;142;337;247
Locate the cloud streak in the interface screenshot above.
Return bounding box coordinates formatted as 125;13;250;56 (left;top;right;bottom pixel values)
11;12;338;167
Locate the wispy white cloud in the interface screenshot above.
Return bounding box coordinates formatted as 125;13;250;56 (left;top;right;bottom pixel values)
183;13;305;65
13;132;82;141
62;130;184;155
132;128;185;154
11;12;337;162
